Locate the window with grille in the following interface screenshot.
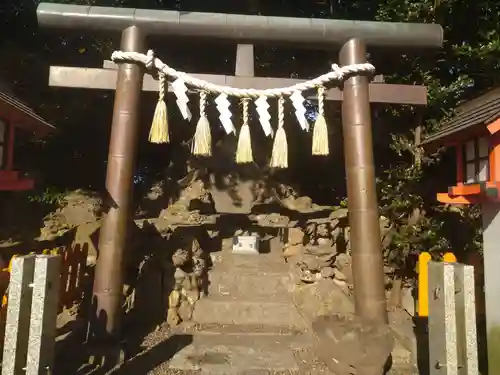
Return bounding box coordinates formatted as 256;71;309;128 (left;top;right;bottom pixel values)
463;137;489;184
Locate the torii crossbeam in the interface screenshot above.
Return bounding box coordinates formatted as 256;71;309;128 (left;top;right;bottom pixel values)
36;2;443;346
48;60;427;105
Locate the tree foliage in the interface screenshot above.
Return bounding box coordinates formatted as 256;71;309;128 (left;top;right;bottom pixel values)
1;0;496;270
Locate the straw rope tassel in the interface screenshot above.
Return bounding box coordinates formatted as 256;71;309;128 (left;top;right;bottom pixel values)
312;86;329;156
270;97;288;168
192;91;212;156
149;73;170;143
236;99;253;164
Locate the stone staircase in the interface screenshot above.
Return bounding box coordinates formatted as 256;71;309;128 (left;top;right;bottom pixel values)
114;241;415;374
193;250;303;328
161;245;329;374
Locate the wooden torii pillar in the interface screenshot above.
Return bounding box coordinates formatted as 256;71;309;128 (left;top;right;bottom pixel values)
36;2;443;343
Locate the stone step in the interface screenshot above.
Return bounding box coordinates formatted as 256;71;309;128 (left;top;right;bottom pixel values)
207;271;292;302
210;251;288;274
166;332;301;374
192;331;308;347
186;323;304;337
192;299;305;329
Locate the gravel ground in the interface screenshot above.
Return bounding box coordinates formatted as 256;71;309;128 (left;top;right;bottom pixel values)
103;322;332;375
54;319;416;375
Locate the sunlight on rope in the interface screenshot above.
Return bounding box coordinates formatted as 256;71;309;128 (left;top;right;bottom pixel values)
111;49;376;165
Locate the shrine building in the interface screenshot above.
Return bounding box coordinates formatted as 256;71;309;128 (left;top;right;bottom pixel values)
0;87;55;191
422;86;500;374
422;87;500;205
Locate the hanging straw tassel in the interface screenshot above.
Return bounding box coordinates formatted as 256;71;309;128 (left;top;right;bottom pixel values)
312;86;329;156
192;91;212;156
149;73;170;144
269;97;288;168
236;98;253;164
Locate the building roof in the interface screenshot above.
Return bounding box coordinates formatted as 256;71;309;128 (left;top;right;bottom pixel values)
421;87;500;148
0;86;55;137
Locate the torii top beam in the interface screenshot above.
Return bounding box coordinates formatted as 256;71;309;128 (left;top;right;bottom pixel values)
36;3;443;49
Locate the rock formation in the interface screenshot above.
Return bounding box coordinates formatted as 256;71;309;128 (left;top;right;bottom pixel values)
283;209;394;292
283;210;351;288
38;190;102;241
166;234;208;326
140;179;214;327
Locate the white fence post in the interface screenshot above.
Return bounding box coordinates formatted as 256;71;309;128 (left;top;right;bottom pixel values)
26;255;61;375
1;254;61;375
428;260;479;375
2;255;36;375
454;263;478;375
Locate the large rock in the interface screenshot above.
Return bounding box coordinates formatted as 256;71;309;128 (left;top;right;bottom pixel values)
287;228;304;245
312;314;395;375
335;252;354;285
388;309;418;367
159;180;216;218
57;190;102;225
292;279;354;322
210;178;255;214
298;253;334;272
283;244;302;259
39;190;102;240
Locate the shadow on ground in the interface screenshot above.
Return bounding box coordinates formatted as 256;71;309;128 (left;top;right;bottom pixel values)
52;219;204;375
110;334;193;375
414;317;429;375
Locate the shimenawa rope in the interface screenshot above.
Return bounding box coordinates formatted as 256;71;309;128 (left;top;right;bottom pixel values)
111;50;375;98
111;49;375;166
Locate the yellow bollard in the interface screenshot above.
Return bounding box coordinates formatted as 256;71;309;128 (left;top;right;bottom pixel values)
2;255;18;307
443;252;457;263
418;252;432;317
7;255;17;273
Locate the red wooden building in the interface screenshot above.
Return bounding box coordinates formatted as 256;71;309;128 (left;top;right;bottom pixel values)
0;89;55;191
422;87;500;374
422;87;500;205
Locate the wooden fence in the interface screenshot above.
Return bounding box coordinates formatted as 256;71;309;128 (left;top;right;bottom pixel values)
0;237;90;350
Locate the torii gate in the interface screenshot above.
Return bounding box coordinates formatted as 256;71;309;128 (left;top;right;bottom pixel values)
36;3;443;342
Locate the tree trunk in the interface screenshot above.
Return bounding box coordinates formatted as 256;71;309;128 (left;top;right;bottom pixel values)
390;116;423;310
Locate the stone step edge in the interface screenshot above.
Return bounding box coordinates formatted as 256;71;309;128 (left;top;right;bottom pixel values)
208;265;290;278
192;300;307;329
183;322;306;336
206;273;292;286
210;258;288;270
192;297;301;306
160;371;299;375
210;251;287;263
201;294;293;303
189;332;312;349
208;265;289;273
194;295;297;305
